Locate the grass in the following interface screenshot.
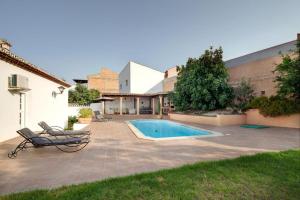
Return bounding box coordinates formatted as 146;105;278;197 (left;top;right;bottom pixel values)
1;150;300;200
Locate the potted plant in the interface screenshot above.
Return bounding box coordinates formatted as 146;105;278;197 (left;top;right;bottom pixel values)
78;108;93;124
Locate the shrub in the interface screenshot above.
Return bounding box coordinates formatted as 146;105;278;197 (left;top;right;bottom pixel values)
232;79;255;112
79;108;93;118
246;96;269;109
68;84;100;105
67;116;78;130
247;96;300;117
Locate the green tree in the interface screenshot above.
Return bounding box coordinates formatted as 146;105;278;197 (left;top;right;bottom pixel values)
89;89;100;101
274;38;300;100
68;84;100;105
171;47;233;111
232;79;255;112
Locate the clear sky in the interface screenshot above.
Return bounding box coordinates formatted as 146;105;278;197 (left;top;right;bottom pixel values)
1;0;300;83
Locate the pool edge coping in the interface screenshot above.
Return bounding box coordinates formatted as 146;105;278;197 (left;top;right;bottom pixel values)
126;119;224;141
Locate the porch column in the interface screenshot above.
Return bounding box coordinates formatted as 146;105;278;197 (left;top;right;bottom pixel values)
136;97;140;115
159;95;163;115
120;97;123;115
152;97;155;115
101;101;105;114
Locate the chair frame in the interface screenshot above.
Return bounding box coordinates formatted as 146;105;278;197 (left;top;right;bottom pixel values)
93;111;112;122
8;129;89;159
38;121;90;137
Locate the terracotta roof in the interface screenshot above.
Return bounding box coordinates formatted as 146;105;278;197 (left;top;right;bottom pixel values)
0;48;70;87
0;38;12;47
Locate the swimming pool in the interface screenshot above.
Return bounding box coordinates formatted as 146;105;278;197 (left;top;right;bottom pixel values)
127;120;222;140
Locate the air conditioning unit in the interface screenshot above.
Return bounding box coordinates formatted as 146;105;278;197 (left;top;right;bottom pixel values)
8;74;30;91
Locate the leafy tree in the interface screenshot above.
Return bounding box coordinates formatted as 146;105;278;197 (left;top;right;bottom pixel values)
274;38;300;100
89;89;100;102
68;84;100;105
171;47;233;111
232;79;255;112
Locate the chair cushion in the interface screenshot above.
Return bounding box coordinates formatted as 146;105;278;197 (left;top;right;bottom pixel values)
33;137;83;145
17;128;39;139
48;130;90;136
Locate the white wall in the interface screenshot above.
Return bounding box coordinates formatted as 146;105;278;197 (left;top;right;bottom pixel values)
119;61;164;94
139;97;151;109
119;63;130;93
130;62;164;94
90;103;102;112
104;97;135;114
68;104;90;117
146;81;163;93
67;103;101;117
0;60;69;142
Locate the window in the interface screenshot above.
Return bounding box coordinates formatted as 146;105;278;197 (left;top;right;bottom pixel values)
261;91;265;96
125;80;128;86
120;84;122;89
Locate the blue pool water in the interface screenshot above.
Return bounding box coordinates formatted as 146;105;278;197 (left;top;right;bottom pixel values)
129;120;211;138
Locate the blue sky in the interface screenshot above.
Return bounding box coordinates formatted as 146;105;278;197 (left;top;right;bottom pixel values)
1;0;300;83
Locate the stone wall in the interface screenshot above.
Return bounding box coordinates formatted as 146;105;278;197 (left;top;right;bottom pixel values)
88;68;119;93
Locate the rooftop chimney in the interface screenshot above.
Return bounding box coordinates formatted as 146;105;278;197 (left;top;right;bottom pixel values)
0;38;11;51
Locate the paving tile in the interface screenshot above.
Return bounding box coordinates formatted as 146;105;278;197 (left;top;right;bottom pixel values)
0;115;299;194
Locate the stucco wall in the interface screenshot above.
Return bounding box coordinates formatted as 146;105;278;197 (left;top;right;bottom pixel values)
119;63;131;93
0;60;68;142
67;104;90;117
165;66;178;78
246;109;300;128
162;54;288;96
227;55;283;96
163;76;177;92
139;97;151;109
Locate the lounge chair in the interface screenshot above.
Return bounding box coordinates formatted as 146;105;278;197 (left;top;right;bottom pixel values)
93;111;112;122
8;128;90;158
38;121;90;137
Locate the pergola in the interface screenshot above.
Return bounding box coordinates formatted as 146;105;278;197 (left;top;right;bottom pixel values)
101;92;168;115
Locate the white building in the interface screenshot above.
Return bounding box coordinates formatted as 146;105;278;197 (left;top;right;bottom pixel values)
0;39;70;142
119;61;164;94
102;61;168;115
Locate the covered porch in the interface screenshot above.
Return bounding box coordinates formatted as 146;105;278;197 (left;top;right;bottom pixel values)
101;92;170;115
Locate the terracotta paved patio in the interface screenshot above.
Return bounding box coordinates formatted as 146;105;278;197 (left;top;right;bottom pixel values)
0;115;299;194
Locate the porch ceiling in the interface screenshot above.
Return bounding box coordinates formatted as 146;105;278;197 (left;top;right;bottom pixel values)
102;92;167;97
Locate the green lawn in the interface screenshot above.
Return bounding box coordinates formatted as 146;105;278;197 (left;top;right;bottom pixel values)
1;150;300;200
